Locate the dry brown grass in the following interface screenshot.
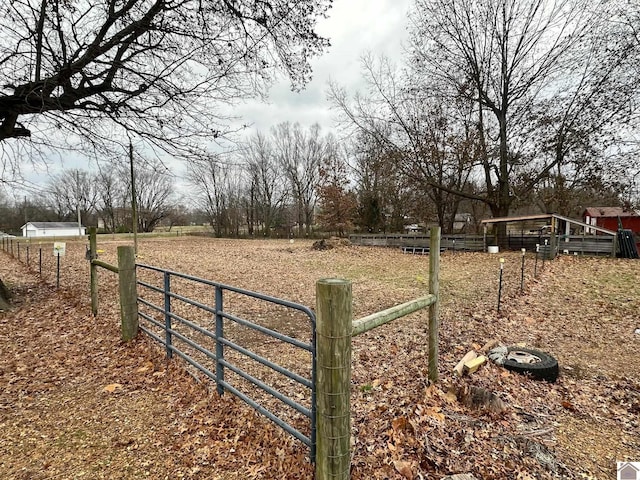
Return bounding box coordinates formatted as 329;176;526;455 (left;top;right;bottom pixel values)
1;236;639;479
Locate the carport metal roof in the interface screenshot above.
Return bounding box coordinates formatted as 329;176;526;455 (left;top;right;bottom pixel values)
480;213;617;236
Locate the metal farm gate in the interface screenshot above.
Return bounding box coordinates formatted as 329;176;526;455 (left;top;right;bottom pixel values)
134;264;317;461
87;227;442;480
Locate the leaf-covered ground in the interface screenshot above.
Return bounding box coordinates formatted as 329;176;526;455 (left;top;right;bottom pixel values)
0;237;638;479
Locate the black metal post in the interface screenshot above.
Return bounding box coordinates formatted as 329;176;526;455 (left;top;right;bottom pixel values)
520;248;526;293
497;258;505;312
17;242;20;261
215;285;224;395
26;246;29;266
56;253;60;289
39;248;42;275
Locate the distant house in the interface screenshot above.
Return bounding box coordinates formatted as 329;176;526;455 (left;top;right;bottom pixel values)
21;222;86;238
583;207;640;234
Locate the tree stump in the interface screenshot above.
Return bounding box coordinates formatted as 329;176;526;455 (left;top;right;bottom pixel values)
0;277;11;310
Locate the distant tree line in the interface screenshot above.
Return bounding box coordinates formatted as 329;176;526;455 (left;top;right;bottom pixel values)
1;0;639;240
0;159;180;235
1;117;631;238
187;121;357;237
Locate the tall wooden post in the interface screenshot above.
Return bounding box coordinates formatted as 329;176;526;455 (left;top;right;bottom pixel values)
118;245;138;341
428;227;441;383
89;227;98;316
315;278;352;480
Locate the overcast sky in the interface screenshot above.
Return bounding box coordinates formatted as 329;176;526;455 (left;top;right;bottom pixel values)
15;0;413;194
229;0;412;137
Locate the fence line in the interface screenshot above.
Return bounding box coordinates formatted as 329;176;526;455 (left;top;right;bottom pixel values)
315;227;442;479
1;235;81;288
6;228;558;479
349;232;616;256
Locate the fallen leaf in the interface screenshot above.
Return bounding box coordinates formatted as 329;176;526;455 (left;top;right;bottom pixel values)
102;383;123;393
136;361;154;373
393;460;413;479
392;416;408;432
444;389;458;403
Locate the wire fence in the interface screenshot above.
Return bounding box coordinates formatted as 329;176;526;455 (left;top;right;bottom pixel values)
1;236;89;288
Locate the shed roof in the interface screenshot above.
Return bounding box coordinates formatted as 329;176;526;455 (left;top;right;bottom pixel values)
22;222;85;229
584;207;639;218
480;213;617;236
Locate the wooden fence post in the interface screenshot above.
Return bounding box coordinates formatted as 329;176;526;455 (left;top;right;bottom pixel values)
89;227;98;317
428;226;441;383
118;246;138;341
316;278;352;480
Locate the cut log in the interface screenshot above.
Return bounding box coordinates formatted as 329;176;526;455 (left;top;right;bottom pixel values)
481;339;500;352
453;350;477;377
463;355;487;375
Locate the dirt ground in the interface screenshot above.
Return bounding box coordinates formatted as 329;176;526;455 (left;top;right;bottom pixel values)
0;236;638;479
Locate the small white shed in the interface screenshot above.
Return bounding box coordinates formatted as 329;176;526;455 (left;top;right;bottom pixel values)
22;222;86;238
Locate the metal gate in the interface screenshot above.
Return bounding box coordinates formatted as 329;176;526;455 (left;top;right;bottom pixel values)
135;264;317;460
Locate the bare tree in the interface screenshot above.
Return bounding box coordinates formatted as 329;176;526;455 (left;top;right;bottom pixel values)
95;165;128;232
118;159;174;233
243;132;288;236
45;168;98;223
166;204;190;232
408;0;640;241
330;55;477;232
188;154;242;237
271;122;325;236
0;0;331;173
349;132;412;233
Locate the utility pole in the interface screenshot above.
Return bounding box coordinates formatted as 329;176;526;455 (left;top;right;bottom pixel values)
77;204;82;237
129;141;138;255
75;170;82;236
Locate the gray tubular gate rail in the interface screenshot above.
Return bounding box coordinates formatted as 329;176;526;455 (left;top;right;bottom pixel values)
135;264;317;461
86;227;442;480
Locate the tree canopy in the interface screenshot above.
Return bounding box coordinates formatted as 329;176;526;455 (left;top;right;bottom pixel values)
0;0;331;172
331;0;640;237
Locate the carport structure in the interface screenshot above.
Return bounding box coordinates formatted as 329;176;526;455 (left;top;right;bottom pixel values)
480;213;617;257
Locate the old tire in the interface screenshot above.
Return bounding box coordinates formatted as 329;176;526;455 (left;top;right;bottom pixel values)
502;347;559;382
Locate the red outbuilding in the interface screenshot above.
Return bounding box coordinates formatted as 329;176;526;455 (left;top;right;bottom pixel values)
583;206;640;234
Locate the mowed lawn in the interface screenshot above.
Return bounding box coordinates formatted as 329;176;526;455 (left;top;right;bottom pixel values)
1;236;638;479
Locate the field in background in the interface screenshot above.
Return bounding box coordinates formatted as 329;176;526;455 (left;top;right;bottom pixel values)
1;236;639;479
